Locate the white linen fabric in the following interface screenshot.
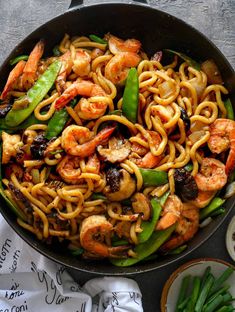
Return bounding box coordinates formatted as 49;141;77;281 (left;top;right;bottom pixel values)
0;214;143;312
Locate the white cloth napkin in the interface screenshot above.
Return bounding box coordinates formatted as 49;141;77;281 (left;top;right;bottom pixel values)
0;214;143;312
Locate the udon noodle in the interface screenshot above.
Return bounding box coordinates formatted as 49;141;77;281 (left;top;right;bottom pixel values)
0;33;234;264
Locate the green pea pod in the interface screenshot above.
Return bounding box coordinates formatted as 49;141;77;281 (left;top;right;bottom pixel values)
9;55;29;66
199;197;225;220
110;224;175;267
164;49;201;70
159;190;170;207
0;112;47;133
90;193;107;201
112;239;129;247
0;145;27;220
122;68;139;123
224;98;234;120
45;98;77;139
5;60;62;127
168;244;187;255
138;198;162;243
139;168;168;187
89;34;107;44
184;163;193;172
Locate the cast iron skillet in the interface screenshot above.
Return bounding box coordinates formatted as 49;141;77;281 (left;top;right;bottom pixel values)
0;0;235;275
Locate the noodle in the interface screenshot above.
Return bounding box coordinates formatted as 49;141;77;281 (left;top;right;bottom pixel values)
1;32;233;263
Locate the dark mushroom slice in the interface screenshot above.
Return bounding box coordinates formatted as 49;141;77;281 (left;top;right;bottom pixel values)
30;134;49;159
180;107;190;132
131;193;152;221
174;168;198;202
201;59;223;84
104;168;136;201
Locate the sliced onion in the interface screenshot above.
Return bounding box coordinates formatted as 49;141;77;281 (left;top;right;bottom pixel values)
190;120;206;132
224;181;235;199
188;130;205;144
189;79;205;98
226;216;235;261
199;217;212;228
158;80;175;99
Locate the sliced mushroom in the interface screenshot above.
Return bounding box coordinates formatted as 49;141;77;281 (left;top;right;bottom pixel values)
97;137;131;163
131;193;152;221
104;169;136;201
201;59;223;84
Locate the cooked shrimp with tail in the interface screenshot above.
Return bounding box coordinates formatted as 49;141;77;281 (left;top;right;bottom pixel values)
80;215;129;258
208;118;235;175
61;125;115;157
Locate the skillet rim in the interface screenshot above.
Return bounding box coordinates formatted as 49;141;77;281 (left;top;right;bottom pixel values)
0;1;234;275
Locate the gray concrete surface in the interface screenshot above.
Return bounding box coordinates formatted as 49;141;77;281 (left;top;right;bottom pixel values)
0;0;234;311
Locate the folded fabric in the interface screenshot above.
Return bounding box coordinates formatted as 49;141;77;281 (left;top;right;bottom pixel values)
0;214;143;312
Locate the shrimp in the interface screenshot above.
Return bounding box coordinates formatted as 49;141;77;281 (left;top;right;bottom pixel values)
55;80;108;119
2;131;21;164
131;131;162;168
56;155;81;184
72;49;91;77
104;52;141;85
56;51;73;94
208;119;235;175
80;215;129;258
160;207;199;252
20;40;45;89
0;60;26;100
86;153;100;174
194;157;227;191
61;125;115;157
188;190;216;209
156;195;183;230
55;49;91;95
107;34;141;54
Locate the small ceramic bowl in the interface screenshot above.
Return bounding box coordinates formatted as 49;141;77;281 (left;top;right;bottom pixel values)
226;216;235;261
161;258;235;312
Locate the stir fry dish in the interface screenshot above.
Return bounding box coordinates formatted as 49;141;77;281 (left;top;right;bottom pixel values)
0;33;234;266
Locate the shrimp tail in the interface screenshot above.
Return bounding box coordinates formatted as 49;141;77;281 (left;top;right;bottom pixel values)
21;40;45;89
0;60;26;100
225;129;235;175
94;126;116;146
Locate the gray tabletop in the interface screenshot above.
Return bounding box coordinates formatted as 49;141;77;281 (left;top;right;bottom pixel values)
0;0;235;311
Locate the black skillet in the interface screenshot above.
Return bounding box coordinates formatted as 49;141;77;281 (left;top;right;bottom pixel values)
0;0;234;275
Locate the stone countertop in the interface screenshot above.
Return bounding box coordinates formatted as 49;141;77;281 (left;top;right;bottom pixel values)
0;0;234;311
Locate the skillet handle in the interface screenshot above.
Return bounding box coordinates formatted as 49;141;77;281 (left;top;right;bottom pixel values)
69;0;147;10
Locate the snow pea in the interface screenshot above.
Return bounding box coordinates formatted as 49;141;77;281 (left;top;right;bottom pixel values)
0;145;27;220
164;49;201;70
110;224;175;266
45;98;76;139
5;60;62;127
199;197;225;220
139;168;168;187
0;112;47;133
122;67;139;123
9;55;29;66
89;34;107;44
224;98;234;120
138;198;162;243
